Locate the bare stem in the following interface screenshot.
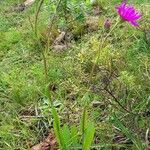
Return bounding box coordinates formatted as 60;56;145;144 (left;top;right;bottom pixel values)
42;51;48;82
47;0;62;52
90;17;120;81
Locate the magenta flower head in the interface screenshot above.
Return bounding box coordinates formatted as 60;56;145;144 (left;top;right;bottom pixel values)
116;1;142;27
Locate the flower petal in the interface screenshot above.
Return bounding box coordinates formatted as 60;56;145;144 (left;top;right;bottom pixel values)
130;21;139;27
117;2;126;16
125;6;135;19
132;13;142;20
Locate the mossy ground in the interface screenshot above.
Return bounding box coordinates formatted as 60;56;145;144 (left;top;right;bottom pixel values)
0;0;150;149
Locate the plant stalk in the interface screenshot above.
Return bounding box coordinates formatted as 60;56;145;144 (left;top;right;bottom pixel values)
90;17;120;81
35;0;44;37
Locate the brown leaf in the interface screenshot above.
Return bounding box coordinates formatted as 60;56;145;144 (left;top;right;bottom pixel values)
31;132;58;150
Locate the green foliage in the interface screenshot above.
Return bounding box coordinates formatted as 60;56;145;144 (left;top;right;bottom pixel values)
0;29;21;56
111;115;145;150
52;106;95;150
83;122;95;150
0;0;149;149
52;106;66;149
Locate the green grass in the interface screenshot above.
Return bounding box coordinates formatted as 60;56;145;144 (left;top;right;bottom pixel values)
0;0;150;149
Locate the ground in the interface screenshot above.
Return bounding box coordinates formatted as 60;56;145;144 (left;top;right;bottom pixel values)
0;0;150;150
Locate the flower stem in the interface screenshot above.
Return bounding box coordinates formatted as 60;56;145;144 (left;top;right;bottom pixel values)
35;0;44;37
90;17;120;82
42;51;48;83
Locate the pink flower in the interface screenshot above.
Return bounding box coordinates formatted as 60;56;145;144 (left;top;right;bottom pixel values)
116;2;142;27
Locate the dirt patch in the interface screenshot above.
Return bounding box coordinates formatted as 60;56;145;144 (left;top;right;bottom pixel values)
30;131;58;150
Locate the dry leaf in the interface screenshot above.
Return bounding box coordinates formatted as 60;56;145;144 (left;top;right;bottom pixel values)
31;132;58;150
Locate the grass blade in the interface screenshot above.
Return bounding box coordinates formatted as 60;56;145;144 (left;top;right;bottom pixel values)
112;115;145;150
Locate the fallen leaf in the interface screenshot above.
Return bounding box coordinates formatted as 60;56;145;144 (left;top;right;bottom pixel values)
31;132;58;150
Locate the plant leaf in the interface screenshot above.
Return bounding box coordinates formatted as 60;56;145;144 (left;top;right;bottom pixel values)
62;124;71;148
83;122;95;150
70;125;79;147
51;106;65;149
112;115;145;150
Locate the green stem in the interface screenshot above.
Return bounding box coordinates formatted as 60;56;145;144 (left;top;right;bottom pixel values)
90;17;120;81
35;0;44;37
47;0;62;53
42;51;48;83
88;17;137;115
34;0;48;83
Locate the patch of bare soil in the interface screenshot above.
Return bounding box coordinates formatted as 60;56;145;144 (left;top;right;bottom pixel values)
52;31;69;53
30;131;58;150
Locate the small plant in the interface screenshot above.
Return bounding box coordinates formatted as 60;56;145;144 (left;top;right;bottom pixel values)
111;115;146;150
51;105;95;150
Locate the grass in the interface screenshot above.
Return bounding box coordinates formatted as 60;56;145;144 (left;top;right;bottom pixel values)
0;0;150;149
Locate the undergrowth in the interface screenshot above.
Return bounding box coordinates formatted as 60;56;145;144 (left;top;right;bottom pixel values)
0;0;150;150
